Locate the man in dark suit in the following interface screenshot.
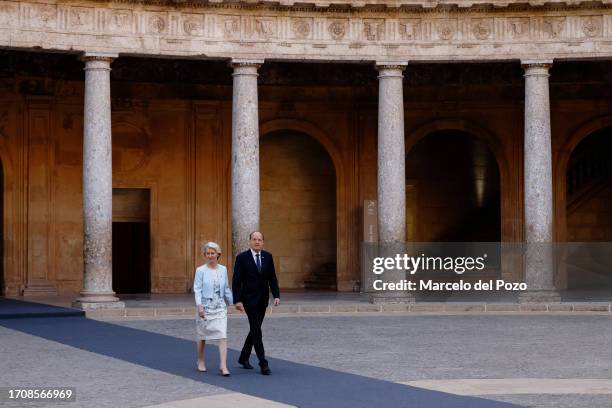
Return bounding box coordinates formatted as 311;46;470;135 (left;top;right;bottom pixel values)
232;231;280;375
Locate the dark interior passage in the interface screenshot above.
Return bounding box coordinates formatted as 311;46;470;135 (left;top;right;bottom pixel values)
406;130;501;242
112;222;150;294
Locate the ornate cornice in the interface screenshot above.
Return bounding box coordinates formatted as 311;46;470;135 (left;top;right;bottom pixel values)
99;0;612;13
3;0;612;62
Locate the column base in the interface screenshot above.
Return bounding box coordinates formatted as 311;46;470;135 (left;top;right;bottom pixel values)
518;290;561;304
72;293;125;310
370;291;416;304
23;279;58;297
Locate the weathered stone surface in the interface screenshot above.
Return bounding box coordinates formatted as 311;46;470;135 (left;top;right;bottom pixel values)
444;303;486;312
520;61;558;303
376;63;406;244
573;303;610;312
4;1;612;62
74;53;123;310
485;303;521;312
231;60;262;258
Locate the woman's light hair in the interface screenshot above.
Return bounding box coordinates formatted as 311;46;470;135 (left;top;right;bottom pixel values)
203;241;222;255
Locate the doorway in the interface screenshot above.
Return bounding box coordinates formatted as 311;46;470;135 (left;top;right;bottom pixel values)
112;188;150;294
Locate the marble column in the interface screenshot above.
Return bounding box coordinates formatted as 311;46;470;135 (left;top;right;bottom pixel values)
73;53;124;310
376;63;407;243
230;59;263;260
372;62;410;303
519;60;560;303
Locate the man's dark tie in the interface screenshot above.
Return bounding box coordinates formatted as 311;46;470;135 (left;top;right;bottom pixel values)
256;253;262;273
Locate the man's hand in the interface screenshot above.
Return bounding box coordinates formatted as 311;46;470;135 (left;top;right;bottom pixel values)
273;298;280;306
235;302;244;312
198;306;205;318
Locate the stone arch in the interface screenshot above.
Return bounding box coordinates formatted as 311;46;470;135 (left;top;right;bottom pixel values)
259;118;344;290
554;115;612;242
111;121;152;176
406;118;511;242
554;116;612;289
260;119;343;178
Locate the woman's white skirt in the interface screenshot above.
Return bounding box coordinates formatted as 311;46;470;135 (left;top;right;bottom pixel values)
195;297;227;340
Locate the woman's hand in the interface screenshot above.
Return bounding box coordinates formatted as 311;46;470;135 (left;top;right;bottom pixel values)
198;306;205;318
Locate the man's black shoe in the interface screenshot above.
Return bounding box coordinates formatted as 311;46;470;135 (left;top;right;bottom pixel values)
260;366;271;375
238;359;254;369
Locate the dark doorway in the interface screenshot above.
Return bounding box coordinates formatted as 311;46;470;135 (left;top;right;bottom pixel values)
112;189;150;294
112;222;150;294
406;130;501;242
565;127;612;289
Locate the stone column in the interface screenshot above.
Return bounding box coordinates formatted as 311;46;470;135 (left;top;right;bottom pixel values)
376;63;407;243
73;53;124;310
230;59;263;259
372;62;409;303
519;60;560;303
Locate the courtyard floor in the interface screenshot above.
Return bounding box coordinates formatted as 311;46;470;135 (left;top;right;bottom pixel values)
1;302;612;407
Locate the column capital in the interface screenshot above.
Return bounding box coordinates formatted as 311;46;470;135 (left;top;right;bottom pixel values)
375;61;408;71
81;52;118;63
230;58;264;68
81;52;117;72
521;60;553;77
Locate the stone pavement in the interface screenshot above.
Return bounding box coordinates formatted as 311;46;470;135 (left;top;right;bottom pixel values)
1;312;611;407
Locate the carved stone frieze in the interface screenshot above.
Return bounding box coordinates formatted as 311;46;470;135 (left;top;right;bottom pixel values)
244;17;276;39
399;19;421;41
508;18;530;39
542;17;565;39
219;15;240;39
147;14;167;34
183;14;204;36
436;19;456;41
328;19;347;40
292;18;312;40
582;16;602;38
363;19;384;41
108;10;131;33
30;3;57;29
4;1;612;62
70;7;94;30
472;19;493;40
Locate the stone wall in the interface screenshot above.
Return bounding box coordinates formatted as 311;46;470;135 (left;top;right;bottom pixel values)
567;185;612;241
260;130;336;289
2;56;612;294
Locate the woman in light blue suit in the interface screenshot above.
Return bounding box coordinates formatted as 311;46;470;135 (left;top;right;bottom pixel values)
194;241;233;376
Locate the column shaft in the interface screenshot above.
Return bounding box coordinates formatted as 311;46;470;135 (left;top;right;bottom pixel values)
521;60;558;301
74;54;123;309
371;63;411;304
376;64;407;243
231;60;263;259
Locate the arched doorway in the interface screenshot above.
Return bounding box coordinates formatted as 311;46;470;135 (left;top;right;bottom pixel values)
260;130;337;290
406;130;501;242
565;127;612;288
